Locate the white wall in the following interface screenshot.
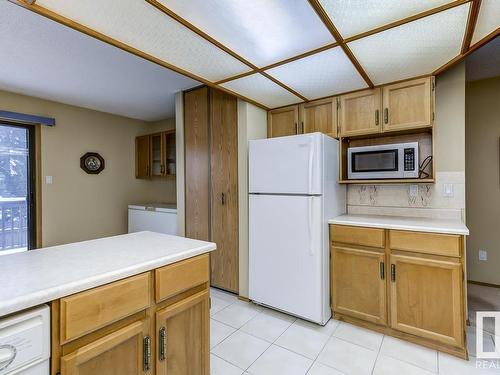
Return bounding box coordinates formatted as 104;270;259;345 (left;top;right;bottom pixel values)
237;100;267;298
0;89;175;247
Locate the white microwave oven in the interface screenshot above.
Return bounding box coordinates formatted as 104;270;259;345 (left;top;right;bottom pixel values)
347;142;419;179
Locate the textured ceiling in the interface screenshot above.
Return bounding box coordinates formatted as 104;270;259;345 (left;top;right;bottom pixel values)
0;1;199;121
9;0;500;110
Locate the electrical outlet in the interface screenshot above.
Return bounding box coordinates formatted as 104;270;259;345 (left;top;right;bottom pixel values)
45;176;53;184
409;185;418;197
443;183;454;198
479;250;488;261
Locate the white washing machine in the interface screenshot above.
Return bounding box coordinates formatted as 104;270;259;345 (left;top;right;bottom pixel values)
0;305;50;375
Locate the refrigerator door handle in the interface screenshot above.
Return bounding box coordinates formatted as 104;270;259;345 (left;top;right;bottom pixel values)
308;196;314;256
308;137;314;193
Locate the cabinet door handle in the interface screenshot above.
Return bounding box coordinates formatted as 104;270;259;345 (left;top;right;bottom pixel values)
143;335;151;372
301;121;305;134
391;264;396;282
384;108;389;124
221;192;225;205
375;110;379;126
146;165;150;176
159;327;166;362
295;122;298;134
379;261;385;280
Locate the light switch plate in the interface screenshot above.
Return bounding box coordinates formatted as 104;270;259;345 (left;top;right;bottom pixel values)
479;250;487;261
45;176;53;184
443;183;454;198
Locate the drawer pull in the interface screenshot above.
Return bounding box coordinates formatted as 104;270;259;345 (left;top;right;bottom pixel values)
143;335;151;372
391;264;396;282
159;327;166;362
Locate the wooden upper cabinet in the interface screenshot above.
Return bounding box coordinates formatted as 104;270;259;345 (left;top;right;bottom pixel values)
61;319;150;375
389;253;464;347
339;88;381;137
268;105;299;138
382;77;433;132
136;130;176;179
156;290;210;375
135;135;150;179
332;246;387;325
300;97;338;138
150;133;163;177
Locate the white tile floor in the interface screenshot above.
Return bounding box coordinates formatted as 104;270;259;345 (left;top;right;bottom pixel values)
209;288;500;375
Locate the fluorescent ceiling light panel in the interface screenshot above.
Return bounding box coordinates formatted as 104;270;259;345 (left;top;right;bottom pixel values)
221;74;301;109
36;0;251;82
158;0;334;67
471;0;500;45
348;4;470;85
318;0;452;38
266;47;367;99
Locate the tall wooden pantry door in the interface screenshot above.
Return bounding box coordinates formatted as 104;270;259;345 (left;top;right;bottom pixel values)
184;87;210;242
210;89;239;293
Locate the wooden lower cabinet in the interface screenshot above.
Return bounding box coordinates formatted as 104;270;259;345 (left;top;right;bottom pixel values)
156;290;210;375
330;225;467;358
389;254;464;347
51;255;211;374
332;246;386;325
61;319;150;375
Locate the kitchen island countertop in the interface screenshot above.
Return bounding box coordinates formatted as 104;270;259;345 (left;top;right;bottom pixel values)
0;231;215;317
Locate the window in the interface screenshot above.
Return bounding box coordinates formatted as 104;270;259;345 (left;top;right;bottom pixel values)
0;123;36;254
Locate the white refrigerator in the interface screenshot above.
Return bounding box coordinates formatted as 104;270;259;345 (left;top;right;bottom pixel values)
248;133;346;325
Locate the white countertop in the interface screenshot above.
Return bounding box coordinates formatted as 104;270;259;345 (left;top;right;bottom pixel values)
0;232;215;317
329;214;469;235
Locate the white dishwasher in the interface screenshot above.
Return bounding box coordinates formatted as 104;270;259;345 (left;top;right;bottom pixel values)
0;305;50;375
128;203;177;235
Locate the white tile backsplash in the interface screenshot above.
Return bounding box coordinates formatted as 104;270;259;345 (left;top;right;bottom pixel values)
347;172;465;220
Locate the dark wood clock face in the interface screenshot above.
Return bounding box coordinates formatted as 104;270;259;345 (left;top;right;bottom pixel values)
80;152;105;174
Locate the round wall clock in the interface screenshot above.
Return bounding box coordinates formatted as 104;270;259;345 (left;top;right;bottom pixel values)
80;152;105;174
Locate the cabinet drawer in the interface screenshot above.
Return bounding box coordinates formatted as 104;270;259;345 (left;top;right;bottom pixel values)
389;230;461;257
60;273;151;344
155;254;209;303
330;225;385;248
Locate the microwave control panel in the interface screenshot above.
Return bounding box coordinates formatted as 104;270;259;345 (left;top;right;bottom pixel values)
404;148;416;171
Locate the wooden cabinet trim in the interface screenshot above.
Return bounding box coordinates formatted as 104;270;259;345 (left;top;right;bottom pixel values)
389;253;464;347
60;273;151;344
382;77;432;132
155;254;209;303
389;230;461;257
332;246;387;325
300;97;338;138
156;289;210;375
61;319;148;375
330;224;385;248
339;88;382;137
267;105;299;138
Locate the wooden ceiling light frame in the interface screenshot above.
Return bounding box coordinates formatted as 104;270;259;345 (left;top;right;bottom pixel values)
10;0;500;110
